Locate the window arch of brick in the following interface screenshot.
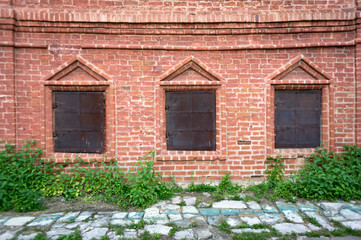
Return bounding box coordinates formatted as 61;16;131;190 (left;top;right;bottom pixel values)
266;56;334;159
155;57;227;161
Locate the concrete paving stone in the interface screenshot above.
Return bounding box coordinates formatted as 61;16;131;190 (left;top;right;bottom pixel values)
307;223;322;231
297;236;329;240
232;228;270;234
27;218;56;227
110;219;133;226
57;211;80;222
199;208;220;217
246;201;262;210
51;223;66;229
47;229;74;238
183;206;199;215
282;210;304;223
330;215;347;222
276;201;299;212
111;212;128;219
123;229;137;239
174;229;195;240
107;231;120;240
297;202;318;212
97;211;117;215
304;211;335;231
207;216;220;226
17;233;38;240
144;224;172;235
161;204;181;211
342;220;361;230
184;214;197;219
0;231;15;240
82;227;108;240
259;213;284;224
221;209;240;216
151;200;168;208
145;207;160;214
332;237;361;240
319;202;343;216
241;217;261;225
322;210;333;217
212;200;247;209
174;220;191;228
144;213;169;224
198;202;211;208
226;217;241;227
75;211;93;221
195;229;213;240
169;213;183;221
184;197;197;206
28;212;63;226
0;217;10;225
64;222;82;229
92;217;110;227
4;217;35;226
273;223;311;234
262;204;279;213
128;212;144;219
342;204;360;212
78;222;92;232
163;210;179;215
340;209;361;221
193;216;207;224
240;209;264;215
39;212;64;219
171;196;182;205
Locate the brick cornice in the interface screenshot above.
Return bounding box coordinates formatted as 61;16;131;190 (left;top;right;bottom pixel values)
3;8;357;23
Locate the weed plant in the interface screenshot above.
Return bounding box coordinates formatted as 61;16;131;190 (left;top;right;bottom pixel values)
248;145;361;201
0;142;181;212
0;141;56;212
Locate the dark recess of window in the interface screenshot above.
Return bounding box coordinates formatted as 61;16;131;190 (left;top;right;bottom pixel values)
53;91;105;153
166;91;216;151
275;90;321;148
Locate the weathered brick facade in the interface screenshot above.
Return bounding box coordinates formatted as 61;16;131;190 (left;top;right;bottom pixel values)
1;0;360;182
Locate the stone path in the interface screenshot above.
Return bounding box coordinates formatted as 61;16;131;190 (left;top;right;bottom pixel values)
1;194;361;240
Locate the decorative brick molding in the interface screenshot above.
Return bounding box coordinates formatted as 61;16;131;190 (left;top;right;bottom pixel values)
156;57;227;161
42;56;115;162
44;55;111;82
266;55;333;161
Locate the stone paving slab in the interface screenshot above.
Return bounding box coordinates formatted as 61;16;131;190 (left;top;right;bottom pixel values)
1;199;361;240
274;223;311;234
221;209;240;216
297;202;318;212
212;200;247;209
199;208;220;216
4;217;35;226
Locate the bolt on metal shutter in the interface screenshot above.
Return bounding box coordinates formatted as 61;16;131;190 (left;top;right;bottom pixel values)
53;91;105;153
166;91;216;151
275;90;321;148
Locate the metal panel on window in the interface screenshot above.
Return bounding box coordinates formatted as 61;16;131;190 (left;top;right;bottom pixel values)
275;90;321;148
53;91;105;153
166;91;216;150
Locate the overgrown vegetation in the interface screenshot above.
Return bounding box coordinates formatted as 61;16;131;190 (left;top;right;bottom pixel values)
248;145;361;202
1;141;360;213
0;142;181;212
0;141;55;212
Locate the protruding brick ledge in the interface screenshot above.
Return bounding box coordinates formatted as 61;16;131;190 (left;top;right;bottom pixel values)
4;8;355;23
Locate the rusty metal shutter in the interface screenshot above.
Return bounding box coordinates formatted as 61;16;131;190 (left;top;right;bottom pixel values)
53;91;105;153
275;90;321;148
166;91;216;150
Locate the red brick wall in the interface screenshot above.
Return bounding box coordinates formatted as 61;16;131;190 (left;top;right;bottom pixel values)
0;1;360;181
